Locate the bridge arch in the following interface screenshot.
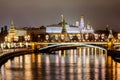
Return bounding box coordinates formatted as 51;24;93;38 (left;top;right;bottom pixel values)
38;43;107;52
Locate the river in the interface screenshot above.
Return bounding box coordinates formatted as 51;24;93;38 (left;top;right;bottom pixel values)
0;47;120;80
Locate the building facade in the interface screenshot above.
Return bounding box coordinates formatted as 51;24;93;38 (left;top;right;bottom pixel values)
46;15;94;42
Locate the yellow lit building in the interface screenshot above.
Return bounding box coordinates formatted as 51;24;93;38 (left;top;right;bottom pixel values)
5;21;27;42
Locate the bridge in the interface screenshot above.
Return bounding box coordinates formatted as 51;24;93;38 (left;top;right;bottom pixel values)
36;42;120;53
0;41;119;67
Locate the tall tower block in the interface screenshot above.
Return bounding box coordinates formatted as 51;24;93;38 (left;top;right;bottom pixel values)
80;16;85;30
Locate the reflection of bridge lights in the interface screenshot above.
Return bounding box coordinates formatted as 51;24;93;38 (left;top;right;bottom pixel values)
55;55;59;64
107;41;112;49
58;50;62;56
46;55;50;64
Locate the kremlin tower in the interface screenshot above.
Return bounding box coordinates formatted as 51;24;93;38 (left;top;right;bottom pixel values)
8;20;16;37
79;16;85;30
61;15;68;41
5;20;16;42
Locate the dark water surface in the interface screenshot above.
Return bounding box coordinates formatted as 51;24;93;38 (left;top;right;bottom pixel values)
0;47;120;80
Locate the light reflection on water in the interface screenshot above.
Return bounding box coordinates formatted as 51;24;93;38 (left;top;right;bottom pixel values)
0;47;120;80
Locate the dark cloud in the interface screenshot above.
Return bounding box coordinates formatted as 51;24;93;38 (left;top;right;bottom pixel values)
0;0;120;31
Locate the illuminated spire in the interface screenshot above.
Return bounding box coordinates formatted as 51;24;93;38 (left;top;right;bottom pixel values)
8;20;16;37
61;14;64;22
61;14;66;30
10;20;15;29
61;15;68;41
80;15;85;30
61;14;67;33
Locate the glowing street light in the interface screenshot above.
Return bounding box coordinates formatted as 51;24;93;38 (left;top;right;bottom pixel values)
69;34;73;40
118;33;120;40
101;34;105;40
61;34;64;40
24;35;30;42
94;33;98;41
45;35;49;41
24;35;30;47
13;36;19;48
77;34;81;40
55;35;58;40
85;34;89;40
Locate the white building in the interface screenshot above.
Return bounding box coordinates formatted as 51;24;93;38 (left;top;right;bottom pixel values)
46;16;94;34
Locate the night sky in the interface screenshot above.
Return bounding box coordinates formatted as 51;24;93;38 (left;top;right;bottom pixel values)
0;0;120;31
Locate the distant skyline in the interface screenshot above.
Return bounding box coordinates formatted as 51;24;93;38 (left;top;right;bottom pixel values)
0;0;120;31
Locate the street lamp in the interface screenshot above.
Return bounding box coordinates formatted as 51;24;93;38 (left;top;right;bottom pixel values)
94;33;98;41
55;35;59;42
61;34;64;42
101;34;105;41
77;34;81;41
85;34;89;41
24;35;30;47
37;35;40;42
4;36;11;49
45;35;49;42
118;33;120;42
14;36;19;48
69;34;73;42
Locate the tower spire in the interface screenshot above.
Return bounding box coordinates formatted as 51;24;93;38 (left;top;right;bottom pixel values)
61;14;64;22
61;14;66;31
11;20;14;28
8;20;16;37
61;15;68;41
61;15;67;33
80;15;85;30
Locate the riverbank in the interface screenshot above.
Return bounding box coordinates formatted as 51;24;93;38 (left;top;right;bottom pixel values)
0;48;34;67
